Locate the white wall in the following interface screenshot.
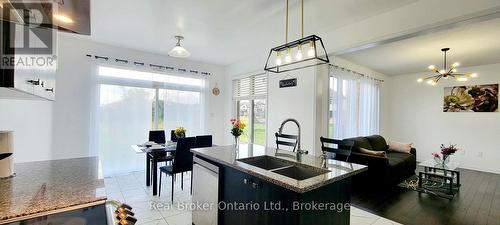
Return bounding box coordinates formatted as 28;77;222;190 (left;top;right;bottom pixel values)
53;34;227;160
266;66;318;154
0;33;228;163
387;63;500;173
226;55;390;155
0;99;53;163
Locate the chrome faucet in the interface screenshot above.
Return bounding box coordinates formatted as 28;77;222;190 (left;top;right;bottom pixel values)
277;118;307;155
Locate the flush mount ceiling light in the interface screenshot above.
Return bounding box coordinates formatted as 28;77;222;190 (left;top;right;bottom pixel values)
418;48;478;86
168;35;191;58
264;0;329;73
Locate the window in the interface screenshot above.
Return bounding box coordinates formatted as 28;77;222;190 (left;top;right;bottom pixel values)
96;66;206;176
233;74;267;146
328;69;380;139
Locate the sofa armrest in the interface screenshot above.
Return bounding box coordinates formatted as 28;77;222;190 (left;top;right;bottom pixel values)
349;152;389;168
410;147;416;157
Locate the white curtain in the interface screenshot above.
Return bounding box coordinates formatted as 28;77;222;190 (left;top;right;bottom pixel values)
89;62;208;177
329;66;380;139
359;76;380;135
162;89;205;137
97;85;152;176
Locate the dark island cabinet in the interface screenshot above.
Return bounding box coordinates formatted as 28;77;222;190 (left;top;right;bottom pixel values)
220;165;350;225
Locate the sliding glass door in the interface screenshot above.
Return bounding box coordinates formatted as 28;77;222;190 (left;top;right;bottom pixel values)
96;66;206;176
160;89;204;136
98;85;155;176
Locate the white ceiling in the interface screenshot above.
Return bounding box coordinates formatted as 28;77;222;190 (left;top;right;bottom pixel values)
340;18;500;75
89;0;417;66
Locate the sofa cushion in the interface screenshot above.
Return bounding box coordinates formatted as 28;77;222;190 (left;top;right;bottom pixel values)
366;135;388;152
388;141;412;154
344;137;372;152
386;152;416;171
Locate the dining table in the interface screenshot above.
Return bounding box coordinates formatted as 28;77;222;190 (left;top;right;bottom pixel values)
131;142;177;196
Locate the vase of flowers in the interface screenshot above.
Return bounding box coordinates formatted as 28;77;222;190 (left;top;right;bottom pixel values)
432;144;459;167
230;118;245;147
174;127;186;139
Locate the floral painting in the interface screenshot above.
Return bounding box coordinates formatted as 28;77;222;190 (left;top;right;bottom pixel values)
443;84;498;112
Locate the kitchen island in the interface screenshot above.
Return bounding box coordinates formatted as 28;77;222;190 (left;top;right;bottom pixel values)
0;157;107;224
191;144;367;225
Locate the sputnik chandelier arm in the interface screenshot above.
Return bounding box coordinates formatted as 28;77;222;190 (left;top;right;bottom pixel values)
418;48;478;85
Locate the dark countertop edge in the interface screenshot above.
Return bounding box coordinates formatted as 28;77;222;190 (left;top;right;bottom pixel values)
12;156;97;165
192;150;368;193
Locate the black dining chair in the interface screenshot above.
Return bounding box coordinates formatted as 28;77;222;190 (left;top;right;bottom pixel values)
319;136;354;162
170;130;178;142
195;135;212;148
275;132;298;152
148;130;173;178
158;137;196;201
149;130;166;144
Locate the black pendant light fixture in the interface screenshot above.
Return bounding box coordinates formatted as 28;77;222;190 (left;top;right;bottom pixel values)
418;48;478;85
264;0;329;73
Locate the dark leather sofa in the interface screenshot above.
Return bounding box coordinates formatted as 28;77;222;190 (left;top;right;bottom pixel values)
343;135;416;187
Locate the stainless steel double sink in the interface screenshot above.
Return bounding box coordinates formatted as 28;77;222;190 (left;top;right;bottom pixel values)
238;155;329;181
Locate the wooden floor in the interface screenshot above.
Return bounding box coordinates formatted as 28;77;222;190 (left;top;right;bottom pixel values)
352;167;500;225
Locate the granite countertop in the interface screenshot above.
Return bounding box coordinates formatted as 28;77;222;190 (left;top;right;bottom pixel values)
0;157;106;222
191;144;367;193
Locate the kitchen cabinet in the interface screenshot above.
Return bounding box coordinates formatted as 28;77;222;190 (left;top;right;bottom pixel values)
221;167;260;225
219;164;351;225
221;166;298;225
50;0;91;35
0;21;56;100
1;0;90;35
191;145;365;225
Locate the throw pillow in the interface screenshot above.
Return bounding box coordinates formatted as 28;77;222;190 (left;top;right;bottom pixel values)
359;147;387;158
388;141;412;154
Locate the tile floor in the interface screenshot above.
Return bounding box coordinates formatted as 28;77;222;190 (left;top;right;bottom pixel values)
105;171;402;225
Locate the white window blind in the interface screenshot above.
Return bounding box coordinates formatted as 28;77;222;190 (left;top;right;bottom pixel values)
233;73;267;100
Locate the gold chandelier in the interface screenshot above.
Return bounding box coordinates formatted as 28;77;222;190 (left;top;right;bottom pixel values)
418;48;477;85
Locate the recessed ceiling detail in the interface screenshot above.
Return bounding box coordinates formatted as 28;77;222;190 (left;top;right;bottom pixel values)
89;0;417;66
340;18;500;76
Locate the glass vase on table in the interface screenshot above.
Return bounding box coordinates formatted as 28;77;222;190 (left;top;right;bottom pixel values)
442;155;450;167
433;155;451;168
233;135;240;149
